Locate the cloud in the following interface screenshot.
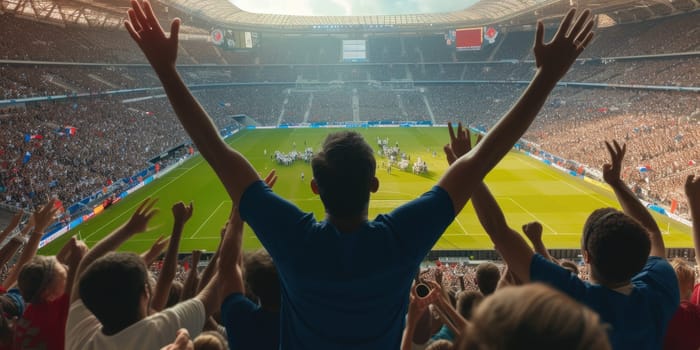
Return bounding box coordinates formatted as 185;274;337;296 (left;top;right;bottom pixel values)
229;0;480;16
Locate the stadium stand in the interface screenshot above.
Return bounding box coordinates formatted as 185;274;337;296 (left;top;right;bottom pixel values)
1;1;700;349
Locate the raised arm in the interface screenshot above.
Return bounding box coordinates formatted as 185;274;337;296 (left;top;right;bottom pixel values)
0;211;23;245
2;201;57;289
194;208;239;317
603;140;664;257
63;237;88;300
426;281;467;337
196;221;230;294
180;250;202;301
522;222;557;263
0;218;34;271
438;8;594;214
71;198;159;303
125;0;260;204
401;284;440;350
444;126;534;282
141;235;170;267
152;202;193;311
684;175;700;265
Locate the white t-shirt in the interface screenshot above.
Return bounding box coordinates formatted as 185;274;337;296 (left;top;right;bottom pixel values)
65;298;206;350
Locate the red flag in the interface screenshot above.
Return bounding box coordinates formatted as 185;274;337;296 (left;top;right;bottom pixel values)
671;199;678;214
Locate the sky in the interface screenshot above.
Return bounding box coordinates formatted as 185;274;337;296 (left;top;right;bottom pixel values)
229;0;481;16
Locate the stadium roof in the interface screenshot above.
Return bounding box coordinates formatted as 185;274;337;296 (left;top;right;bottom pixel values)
163;0;557;28
159;0;700;30
1;0;698;31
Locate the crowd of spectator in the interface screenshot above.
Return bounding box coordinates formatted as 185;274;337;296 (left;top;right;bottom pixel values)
0;95;239;210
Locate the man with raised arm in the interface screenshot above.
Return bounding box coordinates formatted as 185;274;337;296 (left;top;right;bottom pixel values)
125;2;593;348
663;175;700;350
453;135;678;350
65;198;243;350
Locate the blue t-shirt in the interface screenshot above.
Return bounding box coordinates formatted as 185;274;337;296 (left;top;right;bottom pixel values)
530;254;679;350
239;181;455;350
430;325;455;343
221;293;279;350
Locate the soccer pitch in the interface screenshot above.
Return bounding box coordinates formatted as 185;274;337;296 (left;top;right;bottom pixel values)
40;127;693;255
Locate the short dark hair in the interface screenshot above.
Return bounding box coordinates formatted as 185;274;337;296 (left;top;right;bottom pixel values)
244;249;280;310
78;252;148;334
456;291;483;320
582;208;651;284
311;131;376;218
476;262;500;296
18;256;55;304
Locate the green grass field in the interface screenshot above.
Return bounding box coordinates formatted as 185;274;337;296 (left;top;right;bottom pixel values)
39;127;693;255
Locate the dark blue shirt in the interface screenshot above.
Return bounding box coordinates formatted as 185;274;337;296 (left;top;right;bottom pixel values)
239;181;455;349
221;293;279;350
530;254;679;350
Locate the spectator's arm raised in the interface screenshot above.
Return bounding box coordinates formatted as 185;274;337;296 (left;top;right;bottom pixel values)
437;8;594;215
70;197;159;303
522;221;557;263
2;201;58;289
0;211;23;245
180;250;202;301
152;201;194;311
141;235;170;267
444;126;535;282
125;0;260;206
603;140;665;257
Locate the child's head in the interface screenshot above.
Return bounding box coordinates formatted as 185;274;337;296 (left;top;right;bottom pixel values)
18;256;67;304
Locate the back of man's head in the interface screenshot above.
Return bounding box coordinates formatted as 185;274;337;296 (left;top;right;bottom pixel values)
476;262;500;296
311;131;376;218
78;252;148;334
456;291;484;320
244;249;280;311
582;208;651;286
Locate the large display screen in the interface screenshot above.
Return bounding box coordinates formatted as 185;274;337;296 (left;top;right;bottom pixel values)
342;40;367;62
455;27;483;51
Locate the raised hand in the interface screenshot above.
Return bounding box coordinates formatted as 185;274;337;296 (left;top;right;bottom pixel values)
67;238;89;266
534;8;594;80
124;198;159;234
125;0;180;71
33;200;59;234
685;175;700;206
603;140;626;185
522;221;543;243
264;170;278;188
446;122;471;161
142;235;170;265
151;235;170;255
172;201;194;223
407;282;440;319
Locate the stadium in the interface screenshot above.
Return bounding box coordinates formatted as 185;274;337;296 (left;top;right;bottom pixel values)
0;0;699;348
